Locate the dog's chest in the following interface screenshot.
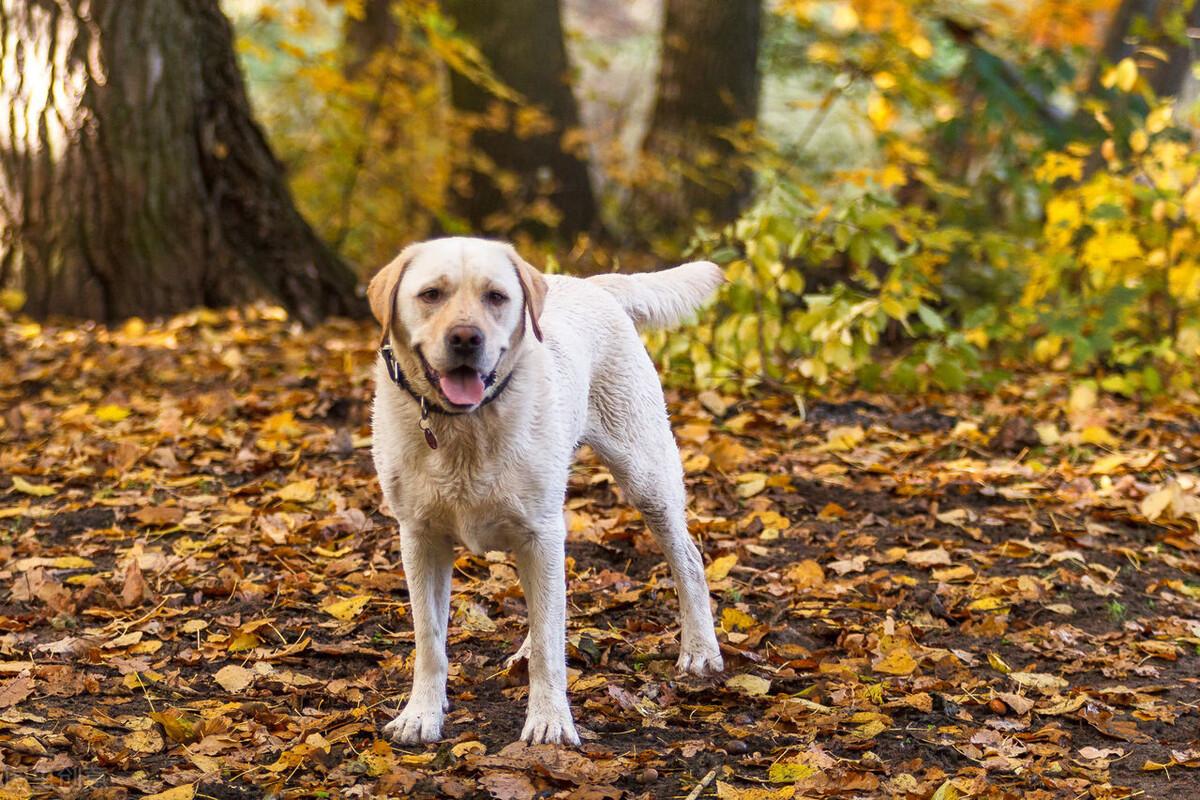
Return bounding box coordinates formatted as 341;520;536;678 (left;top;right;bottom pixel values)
407;457;534;554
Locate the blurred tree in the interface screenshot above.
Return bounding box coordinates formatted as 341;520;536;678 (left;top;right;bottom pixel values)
441;0;598;239
0;0;363;324
344;0;400;78
1086;0;1199;96
638;0;763;234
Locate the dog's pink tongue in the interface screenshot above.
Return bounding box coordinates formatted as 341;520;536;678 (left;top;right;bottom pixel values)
439;369;485;406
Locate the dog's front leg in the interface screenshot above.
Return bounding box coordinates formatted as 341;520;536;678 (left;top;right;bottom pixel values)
384;528;453;744
514;525;579;746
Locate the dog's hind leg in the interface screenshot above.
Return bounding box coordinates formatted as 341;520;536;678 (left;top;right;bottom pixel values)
586;395;724;676
383;528;454;743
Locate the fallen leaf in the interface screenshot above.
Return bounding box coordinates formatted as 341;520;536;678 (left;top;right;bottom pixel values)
826;425;865;451
213;664;254;693
726;674;771;696
0;676;35;708
10;476;55;497
142;785;194;800
706;553;738;582
323;594;371;622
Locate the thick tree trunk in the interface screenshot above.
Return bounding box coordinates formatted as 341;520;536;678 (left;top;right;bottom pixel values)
441;0;597;240
638;0;762;232
0;0;364;324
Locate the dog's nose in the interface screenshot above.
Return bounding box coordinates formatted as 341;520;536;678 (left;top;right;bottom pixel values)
447;325;484;357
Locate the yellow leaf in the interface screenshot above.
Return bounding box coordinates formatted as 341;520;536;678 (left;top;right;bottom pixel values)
451;740;486;758
0;289;25;313
52;556;94;569
1103;57;1139;92
1069;382;1096;414
930;780;960;800
987;652;1012;673
706;554;738;582
260;411;302;439
873;648;918;676
94;404;131;423
10;476;55;497
826;425;865;451
1090;454;1127;475
968;596;1008;611
226;631;261;652
1146;103;1173;133
717;781;797;800
1141;486;1174;521
323;594;370;622
142;786;194;800
1080;426;1118;447
830;3;858;32
1036;423;1061;445
867;93;895;132
768;759;818;783
786;559;825;589
1129;129;1149;154
736;476;767;498
725;673;771;696
721;607;757;632
274;479;317;504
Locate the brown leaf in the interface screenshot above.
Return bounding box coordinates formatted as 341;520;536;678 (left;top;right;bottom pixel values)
121;558;147;607
0;675;35;708
132;506;183;527
478;771;536;800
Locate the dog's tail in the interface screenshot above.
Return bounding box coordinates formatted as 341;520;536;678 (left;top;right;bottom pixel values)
587;262;724;331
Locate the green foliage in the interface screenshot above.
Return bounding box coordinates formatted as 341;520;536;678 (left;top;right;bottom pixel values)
231;0;1200;400
649;1;1200;397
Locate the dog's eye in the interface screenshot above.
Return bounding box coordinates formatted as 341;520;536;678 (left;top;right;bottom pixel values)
485;290;508;305
418;287;442;303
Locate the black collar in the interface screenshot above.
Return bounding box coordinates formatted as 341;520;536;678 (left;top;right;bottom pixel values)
379;344;516;448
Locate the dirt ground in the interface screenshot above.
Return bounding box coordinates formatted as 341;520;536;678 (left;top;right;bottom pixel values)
3;310;1200;799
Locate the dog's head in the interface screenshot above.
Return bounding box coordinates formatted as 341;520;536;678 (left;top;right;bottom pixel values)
368;238;547;411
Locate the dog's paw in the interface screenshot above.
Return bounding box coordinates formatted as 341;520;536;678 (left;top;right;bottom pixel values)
520;698;579;746
383;700;444;744
677;640;724;676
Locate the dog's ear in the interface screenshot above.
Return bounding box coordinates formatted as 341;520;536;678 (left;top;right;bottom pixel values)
505;246;548;342
368;244;419;338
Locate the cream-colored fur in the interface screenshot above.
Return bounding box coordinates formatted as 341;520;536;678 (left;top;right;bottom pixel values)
371;237;724;746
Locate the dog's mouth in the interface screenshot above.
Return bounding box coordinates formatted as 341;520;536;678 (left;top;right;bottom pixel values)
416;348;501;409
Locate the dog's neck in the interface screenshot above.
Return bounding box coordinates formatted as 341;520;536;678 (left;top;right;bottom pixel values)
378;340;525;450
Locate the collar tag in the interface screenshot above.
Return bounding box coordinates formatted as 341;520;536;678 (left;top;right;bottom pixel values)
418;398;438;449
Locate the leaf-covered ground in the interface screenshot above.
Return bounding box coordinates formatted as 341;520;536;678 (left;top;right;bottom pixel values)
4;309;1200;800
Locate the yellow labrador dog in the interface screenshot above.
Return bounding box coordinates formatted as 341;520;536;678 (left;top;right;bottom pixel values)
369;237;724;746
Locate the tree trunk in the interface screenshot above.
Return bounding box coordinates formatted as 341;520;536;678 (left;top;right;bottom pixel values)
638;0;762;233
1084;0;1200;98
1087;0;1162;94
1147;1;1200;97
344;0;400;78
441;0;597;240
0;0;365;324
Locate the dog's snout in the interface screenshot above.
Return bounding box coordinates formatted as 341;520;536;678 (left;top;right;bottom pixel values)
447;325;484;356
